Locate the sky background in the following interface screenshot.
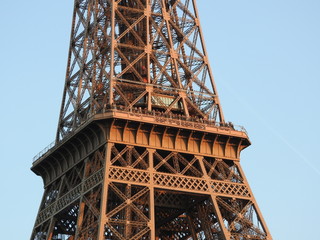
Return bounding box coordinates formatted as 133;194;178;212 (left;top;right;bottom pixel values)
0;0;319;239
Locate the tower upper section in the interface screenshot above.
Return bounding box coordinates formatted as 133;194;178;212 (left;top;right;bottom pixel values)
57;0;224;141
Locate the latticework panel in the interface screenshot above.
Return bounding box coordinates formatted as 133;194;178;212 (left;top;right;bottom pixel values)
31;137;270;240
217;197;268;240
105;183;151;239
31;146;106;240
57;0;224;140
155;194;223;240
104;143;270;239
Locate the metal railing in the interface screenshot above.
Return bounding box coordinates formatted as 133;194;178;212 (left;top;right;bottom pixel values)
32;113;95;163
114;106;248;135
33;141;55;163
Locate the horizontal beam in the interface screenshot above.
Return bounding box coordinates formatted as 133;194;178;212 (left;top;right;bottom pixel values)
108;166;251;199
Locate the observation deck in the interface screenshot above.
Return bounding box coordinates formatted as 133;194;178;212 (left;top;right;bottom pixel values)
33;107;250;167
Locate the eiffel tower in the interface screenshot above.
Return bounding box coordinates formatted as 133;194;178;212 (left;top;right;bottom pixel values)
30;1;272;239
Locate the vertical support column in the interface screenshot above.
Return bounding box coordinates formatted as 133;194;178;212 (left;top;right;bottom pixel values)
146;0;152;112
76;2;91;107
125;184;132;238
90;0;98;112
98;142;114;239
210;196;230;240
191;0;225;122
74;158;90;238
148;148;156;240
197;155;230;240
161;0;189;117
56;0;78;142
109;0;116;106
74;202;86;239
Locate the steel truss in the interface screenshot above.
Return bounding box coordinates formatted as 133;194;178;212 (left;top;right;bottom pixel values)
31;116;272;239
57;0;224;141
31;0;272;239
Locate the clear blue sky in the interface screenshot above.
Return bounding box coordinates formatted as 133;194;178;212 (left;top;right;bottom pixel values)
1;0;319;239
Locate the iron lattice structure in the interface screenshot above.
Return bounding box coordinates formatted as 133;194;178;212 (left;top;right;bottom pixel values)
56;0;224;141
31;1;272;240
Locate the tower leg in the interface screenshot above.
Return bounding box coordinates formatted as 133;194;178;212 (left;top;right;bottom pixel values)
98;143;113;239
197;155;229;240
211;195;230;240
149;148;156;240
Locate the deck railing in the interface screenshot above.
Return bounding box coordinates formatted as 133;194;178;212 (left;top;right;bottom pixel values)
33;108;247;163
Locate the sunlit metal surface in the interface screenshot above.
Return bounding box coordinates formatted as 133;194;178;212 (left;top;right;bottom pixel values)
30;1;272;240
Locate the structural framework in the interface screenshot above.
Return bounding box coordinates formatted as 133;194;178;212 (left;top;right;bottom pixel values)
31;0;272;239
